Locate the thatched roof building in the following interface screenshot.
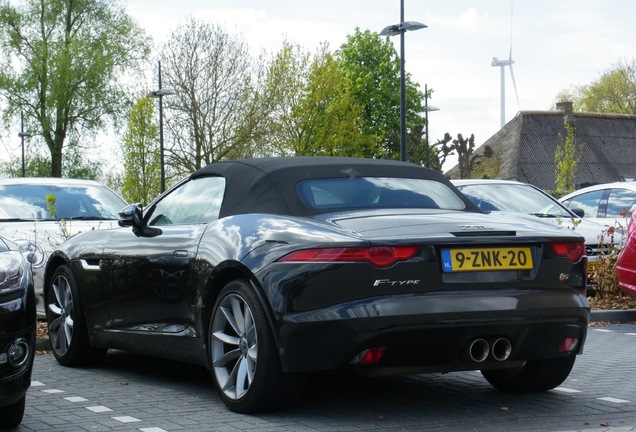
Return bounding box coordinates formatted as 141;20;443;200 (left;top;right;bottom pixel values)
446;102;636;191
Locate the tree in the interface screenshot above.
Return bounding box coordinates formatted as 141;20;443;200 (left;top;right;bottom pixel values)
0;139;102;179
120;97;160;205
407;124;426;167
159;18;257;179
0;0;151;177
283;44;379;157
336;28;425;160
255;40;312;157
251;41;381;158
434;133;491;178
554;118;580;195
555;57;636;114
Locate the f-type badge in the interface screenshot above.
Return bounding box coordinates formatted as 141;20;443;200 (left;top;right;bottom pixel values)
373;279;421;287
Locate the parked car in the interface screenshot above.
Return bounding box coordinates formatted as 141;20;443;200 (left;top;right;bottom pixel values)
451;179;618;264
0;178;127;318
559;182;636;233
617;215;636;297
44;157;589;413
0;236;35;429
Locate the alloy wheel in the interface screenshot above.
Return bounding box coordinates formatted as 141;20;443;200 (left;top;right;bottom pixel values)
210;293;258;401
47;274;74;356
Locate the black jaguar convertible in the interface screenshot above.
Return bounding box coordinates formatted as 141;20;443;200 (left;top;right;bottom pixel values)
44;157;589;413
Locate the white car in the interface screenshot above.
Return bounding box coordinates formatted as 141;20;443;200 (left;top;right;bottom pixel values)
0;178;127;318
452;179;619;261
559;182;636;234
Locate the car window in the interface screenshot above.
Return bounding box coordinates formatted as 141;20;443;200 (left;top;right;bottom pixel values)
606;188;636;218
0;183;126;220
561;190;605;218
297;177;465;211
456;183;571;216
147;176;225;226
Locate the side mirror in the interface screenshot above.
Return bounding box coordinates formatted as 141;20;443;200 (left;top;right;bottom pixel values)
118;203;143;228
118;203;162;237
571;208;585;218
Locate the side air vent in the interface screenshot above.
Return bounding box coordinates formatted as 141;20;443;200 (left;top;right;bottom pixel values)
451;231;516;237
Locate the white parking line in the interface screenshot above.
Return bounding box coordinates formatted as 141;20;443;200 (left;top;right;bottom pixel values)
554;386;581;393
41;389;65;394
65;396;89;403
113;416;141;423
86;405;113;413
598;397;630;403
33;379;165;431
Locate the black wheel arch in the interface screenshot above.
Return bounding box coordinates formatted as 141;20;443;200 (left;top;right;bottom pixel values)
201;261;287;371
43;254;71;303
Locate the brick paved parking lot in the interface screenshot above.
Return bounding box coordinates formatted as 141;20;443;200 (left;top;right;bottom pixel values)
16;324;636;432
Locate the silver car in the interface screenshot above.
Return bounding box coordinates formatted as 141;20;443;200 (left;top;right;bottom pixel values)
452;179;618;262
0;178;127;318
559;181;636;234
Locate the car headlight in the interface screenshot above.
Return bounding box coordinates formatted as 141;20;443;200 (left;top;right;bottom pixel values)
13;239;46;267
0;251;27;295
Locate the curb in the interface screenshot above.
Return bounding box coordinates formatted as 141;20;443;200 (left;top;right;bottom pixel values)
35;337;51;351
590;308;636;323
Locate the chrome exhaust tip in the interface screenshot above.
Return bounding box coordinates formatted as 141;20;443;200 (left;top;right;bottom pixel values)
468;338;489;362
491;338;512;361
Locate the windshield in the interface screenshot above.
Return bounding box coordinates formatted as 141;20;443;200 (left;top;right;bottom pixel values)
0;182;127;221
456;183;573;217
297;177;466;212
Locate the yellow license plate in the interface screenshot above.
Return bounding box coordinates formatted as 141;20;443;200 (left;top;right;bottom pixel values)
587;261;599;274
441;247;533;272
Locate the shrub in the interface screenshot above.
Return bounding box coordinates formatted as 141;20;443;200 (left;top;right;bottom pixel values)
589;211;631;299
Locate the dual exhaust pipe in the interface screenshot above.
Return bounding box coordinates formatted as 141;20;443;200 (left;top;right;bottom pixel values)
468;337;512;362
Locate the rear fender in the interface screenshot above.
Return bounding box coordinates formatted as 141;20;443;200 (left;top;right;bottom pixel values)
200;262;286;371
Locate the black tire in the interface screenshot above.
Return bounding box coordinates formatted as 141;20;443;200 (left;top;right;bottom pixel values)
482;355;576;392
46;265;106;367
0;395;25;429
209;279;305;413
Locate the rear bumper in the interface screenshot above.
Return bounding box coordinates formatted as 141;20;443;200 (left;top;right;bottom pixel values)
275;290;589;373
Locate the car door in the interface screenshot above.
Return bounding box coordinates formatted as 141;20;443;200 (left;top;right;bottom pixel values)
605;188;636;221
561;189;605;221
100;176;225;334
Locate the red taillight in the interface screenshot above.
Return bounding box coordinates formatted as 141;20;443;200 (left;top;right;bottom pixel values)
551;242;586;263
350;347;387;365
558;337;579;353
277;246;420;268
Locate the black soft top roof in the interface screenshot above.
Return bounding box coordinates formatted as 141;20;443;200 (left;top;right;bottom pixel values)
190;156;473;217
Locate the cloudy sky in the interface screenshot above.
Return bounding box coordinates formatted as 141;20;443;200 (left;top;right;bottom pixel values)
2;0;635;171
125;0;636;157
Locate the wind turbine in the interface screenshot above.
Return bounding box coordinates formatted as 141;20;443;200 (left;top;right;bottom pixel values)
491;2;519;128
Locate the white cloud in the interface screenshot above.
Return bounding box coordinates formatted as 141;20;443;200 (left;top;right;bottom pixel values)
4;0;636;174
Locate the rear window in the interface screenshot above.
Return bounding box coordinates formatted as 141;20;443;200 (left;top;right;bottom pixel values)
297;177;465;211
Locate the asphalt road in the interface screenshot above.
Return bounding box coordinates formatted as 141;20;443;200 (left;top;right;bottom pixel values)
16;323;636;432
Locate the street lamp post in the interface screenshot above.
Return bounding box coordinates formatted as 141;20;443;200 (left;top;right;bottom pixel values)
18;111;32;177
424;84;440;168
380;0;427;162
148;61;176;193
